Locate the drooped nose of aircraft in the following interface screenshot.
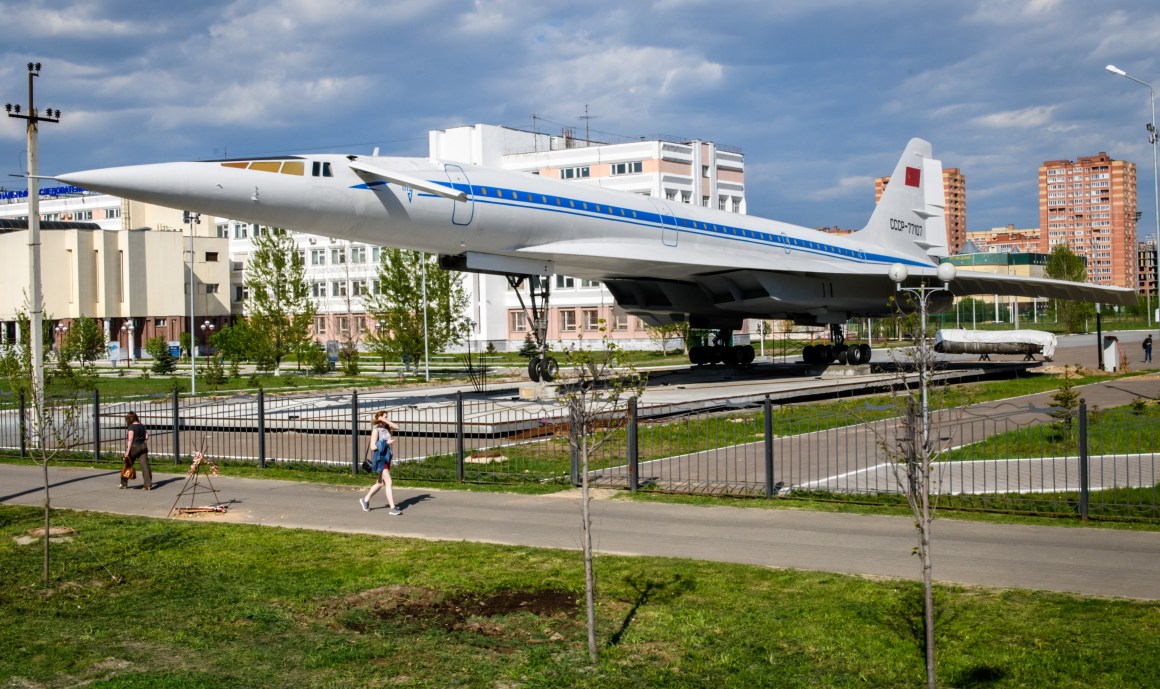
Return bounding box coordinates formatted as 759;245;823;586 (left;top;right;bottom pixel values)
55;162;196;204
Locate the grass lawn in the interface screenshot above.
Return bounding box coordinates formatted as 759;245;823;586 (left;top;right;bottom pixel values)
3;505;1159;688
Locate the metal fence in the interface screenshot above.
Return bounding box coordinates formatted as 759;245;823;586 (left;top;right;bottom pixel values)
2;388;1157;521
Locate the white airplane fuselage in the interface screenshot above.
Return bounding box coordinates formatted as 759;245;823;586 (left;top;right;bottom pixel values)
57;139;1135;333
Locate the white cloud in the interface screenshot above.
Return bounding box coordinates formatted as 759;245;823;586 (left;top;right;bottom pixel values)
971;105;1056;130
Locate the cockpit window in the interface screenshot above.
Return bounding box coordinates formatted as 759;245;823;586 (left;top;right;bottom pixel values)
219;160;306;176
311;161;333;177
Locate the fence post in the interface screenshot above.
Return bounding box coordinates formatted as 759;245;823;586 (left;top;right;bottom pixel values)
350;389;358;475
258;387;268;469
172;388;180;465
18;390;26;459
764;396;775;498
92;389;101;463
1078;398;1089;522
627;397;638;493
456;390;465;482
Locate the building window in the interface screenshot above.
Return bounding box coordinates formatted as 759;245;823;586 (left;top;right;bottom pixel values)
311;282;327;298
718;197;727;211
75;210;93;220
313;316;327;334
555;275;575;289
681;191;691;204
583;309;601;331
510;311;528;332
205;251;219;262
204;283;220;294
105;208;121;219
331;248;346;264
234;285;245;302
337;316;350;335
665;189;677;201
613;313;629;331
154;318;167;328
610;161;643;175
560;310;577;332
332;280;348;297
216;224;228;238
310;249;325;265
351;279;368;296
732;198;741;213
560;166;590;180
351;245;367;264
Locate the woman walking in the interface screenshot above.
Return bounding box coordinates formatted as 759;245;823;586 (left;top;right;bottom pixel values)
123;411;152;490
359;410;401;515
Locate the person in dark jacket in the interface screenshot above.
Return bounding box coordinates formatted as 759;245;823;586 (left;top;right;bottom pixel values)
123;411;151;490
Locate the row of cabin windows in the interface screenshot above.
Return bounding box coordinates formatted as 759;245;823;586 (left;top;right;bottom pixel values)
219;160;333;177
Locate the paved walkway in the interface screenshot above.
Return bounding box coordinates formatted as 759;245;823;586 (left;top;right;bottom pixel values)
3;462;1159;600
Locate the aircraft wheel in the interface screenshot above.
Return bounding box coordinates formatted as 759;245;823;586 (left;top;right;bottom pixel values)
823;344;836;363
740;344;755;365
538;356;559;382
707;346;723;365
835;345;849;365
689;345;705;366
723;345;740;366
802;345;815;364
847;344;863;365
527;357;542;382
859;344;872;363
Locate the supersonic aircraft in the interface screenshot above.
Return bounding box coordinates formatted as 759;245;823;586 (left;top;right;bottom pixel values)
56;138;1135;381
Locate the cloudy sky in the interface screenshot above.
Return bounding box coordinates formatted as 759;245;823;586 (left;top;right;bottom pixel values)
2;0;1159;236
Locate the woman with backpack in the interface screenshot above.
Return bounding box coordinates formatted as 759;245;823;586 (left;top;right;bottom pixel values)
359;410;401;515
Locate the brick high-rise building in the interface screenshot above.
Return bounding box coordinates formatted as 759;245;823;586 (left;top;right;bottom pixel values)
876;167;965;255
1038;152;1137;289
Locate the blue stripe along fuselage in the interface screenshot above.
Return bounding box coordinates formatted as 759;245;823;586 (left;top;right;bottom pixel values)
352;178;932;269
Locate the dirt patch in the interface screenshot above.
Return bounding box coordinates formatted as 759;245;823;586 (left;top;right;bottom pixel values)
324;584;579;635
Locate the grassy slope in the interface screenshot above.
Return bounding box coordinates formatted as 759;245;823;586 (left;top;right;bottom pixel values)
2;506;1159;688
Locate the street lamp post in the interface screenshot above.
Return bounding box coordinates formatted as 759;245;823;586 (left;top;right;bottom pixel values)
120;320;135;368
1106;64;1159;327
889;262;957;441
54;322;67;353
200;320;215;355
185;211;201;394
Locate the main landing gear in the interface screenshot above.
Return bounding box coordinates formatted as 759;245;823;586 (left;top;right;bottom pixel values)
508;275;559;382
801;324;871;366
688;328;756;367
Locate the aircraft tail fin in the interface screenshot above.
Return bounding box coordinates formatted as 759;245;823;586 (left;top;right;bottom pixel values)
859;138;948;262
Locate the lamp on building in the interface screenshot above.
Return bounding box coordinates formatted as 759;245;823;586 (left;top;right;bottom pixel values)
1106;64;1159;326
120;320;135;367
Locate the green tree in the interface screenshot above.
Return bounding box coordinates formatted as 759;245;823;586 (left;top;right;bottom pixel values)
362;249;468;364
644;321;689;356
210;321;257;377
61;316;106;367
244;227;317;369
143;336;177;374
518;331;539;359
1044;244;1096;334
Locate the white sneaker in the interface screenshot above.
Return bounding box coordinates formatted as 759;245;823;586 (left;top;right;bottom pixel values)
358;498;369;512
388;507;402;516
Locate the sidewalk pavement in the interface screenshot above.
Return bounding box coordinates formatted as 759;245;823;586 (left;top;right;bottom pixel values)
3;462;1160;600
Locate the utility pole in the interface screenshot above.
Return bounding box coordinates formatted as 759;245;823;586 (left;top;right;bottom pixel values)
6;62;61;445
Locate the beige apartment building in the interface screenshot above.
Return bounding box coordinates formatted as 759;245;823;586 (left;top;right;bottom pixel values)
1038;152;1137;289
0;190;230;358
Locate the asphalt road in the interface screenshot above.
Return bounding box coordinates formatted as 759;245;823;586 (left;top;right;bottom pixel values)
3;463;1159;600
